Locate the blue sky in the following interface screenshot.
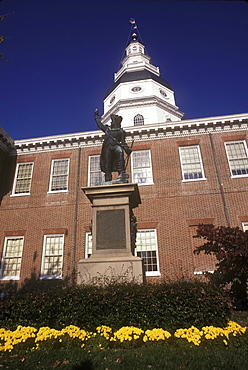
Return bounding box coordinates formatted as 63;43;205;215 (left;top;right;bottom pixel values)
1;0;248;140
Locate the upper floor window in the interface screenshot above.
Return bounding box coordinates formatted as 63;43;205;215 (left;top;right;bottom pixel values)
41;235;64;279
88;155;105;186
131;150;153;185
12;162;33;195
135;229;160;276
0;236;24;280
179;145;205;181
134;114;144;126
49;159;69;192
225;141;248;177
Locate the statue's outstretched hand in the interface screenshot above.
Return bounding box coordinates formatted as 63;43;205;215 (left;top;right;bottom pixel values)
94;109;99;120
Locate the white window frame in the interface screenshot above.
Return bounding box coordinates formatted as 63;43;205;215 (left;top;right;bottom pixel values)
179;145;206;182
131;150;154;185
194;270;214;275
135;229;160;277
0;236;24;280
88;155;105;186
11;162;34;196
48;158;70;193
86;229;160;277
40;234;64;279
242;222;248;231
134;114;144;126
225;141;248;178
85;232;92;258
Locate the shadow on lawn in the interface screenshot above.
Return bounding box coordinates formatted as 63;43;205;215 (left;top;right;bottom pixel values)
72;359;94;370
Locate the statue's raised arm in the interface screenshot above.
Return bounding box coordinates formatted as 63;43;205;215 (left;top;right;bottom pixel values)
94;109;107;133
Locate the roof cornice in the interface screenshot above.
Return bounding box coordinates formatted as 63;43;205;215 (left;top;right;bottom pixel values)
0;126;15;153
102;96;184;124
13;113;248;154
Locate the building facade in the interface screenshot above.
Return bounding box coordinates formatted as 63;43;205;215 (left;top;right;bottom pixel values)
1;34;248;287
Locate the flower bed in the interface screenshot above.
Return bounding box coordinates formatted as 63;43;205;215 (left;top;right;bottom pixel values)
0;321;247;352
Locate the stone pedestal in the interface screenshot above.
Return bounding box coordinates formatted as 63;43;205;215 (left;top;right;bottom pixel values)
78;183;144;285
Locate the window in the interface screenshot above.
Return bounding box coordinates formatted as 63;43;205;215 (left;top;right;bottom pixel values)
85;232;92;258
225;141;248;177
135;229;160;276
179;145;205;181
0;237;24;280
134;114;144;126
49;159;69;192
131;150;153;185
86;229;159;276
41;235;64;279
88;155;105;186
12;162;33;195
242;222;248;231
131;87;142;93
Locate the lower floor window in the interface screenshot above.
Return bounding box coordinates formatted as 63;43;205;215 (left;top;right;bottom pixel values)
135;229;160;275
85;232;92;258
85;229;160;276
242;222;248;231
0;237;24;280
41;235;64;279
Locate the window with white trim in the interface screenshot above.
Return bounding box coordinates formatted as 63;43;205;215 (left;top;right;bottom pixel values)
49;159;69;192
88;155;105;186
85;232;92;258
242;222;248;231
131;150;153;185
135;229;160;276
134;114;144;126
225;141;248;177
12;162;33;195
179;145;205;181
86;229;160;276
0;237;24;280
41;235;64;279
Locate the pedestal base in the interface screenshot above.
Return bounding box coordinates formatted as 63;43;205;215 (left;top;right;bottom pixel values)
78;256;144;285
79;183;144;285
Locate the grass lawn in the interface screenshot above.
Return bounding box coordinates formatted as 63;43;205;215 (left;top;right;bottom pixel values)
1;344;248;370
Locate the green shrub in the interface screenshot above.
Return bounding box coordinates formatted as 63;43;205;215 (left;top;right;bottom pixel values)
0;280;230;331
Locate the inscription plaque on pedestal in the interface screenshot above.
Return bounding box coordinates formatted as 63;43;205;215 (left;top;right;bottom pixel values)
96;209;126;250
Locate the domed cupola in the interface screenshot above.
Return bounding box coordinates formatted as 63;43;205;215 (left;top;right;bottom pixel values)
101;29;184;128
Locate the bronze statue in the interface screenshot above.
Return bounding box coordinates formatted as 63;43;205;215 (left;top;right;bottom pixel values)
94;110;132;183
130;210;137;255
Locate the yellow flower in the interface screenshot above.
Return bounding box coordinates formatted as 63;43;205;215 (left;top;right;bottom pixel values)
0;321;247;352
112;326;144;342
174;326;202;346
144;328;171;342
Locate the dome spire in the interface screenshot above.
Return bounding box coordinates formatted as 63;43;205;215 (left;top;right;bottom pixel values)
128;18;145;46
114;23;159;82
132;32;137;41
129;18;137;30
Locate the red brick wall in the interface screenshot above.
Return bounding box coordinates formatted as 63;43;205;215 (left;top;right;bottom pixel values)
0;149;8;199
1;130;248;287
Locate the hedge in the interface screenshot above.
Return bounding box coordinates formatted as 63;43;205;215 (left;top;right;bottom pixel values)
0;280;230;331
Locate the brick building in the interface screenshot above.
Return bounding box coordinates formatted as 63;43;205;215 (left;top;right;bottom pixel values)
1;33;248;287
